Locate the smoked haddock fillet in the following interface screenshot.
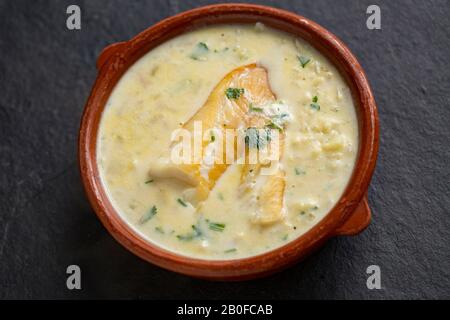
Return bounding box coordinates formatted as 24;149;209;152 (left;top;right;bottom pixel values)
148;64;288;224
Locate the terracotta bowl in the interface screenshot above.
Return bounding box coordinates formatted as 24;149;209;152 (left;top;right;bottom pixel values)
79;3;379;280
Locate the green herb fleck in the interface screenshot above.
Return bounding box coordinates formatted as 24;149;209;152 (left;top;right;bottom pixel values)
155;226;165;234
198;42;208;50
300;206;318;216
215;47;229;53
190;42;209;60
267;114;290;131
211;135;215;142
176;224;202;241
208;222;225;232
249;103;263;112
271;113;290;120
144;179;154;184
218;193;224;200
225;87;244;100
176;233;196;241
139;205;157;224
265;121;283;131
297;55;311;68
282;234;289;241
224;248;237;253
295;168;306;175
310;96;320;111
177;198;188;207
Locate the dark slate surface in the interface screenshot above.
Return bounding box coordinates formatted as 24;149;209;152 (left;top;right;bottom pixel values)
0;0;449;299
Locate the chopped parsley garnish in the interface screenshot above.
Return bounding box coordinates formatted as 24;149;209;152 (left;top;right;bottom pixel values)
208;222;225;232
155;226;165;234
268;114;290;130
198;42;208;50
310;95;320;110
176;224;202;241
224;248;237;253
211;134;215;142
300;206;319;216
295;168;306;175
297;55;311;68
265;121;283;131
145;179;154;184
245;127;272;149
282;234;289;241
177;198;188;207
271;113;290;120
225;87;244;100
249;103;263;112
190;42;209;60
139;205;157;224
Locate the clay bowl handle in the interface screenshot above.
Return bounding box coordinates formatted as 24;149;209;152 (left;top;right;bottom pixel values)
96;41;127;70
334;195;371;236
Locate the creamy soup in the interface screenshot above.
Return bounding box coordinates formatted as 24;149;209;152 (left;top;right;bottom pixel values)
97;23;358;260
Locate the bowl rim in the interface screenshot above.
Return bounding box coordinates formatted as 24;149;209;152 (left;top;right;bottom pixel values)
79;3;379;280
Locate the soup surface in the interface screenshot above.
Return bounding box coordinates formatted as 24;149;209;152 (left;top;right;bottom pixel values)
97;24;358;259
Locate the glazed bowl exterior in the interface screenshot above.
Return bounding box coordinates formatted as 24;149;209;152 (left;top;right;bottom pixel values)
79;3;379;280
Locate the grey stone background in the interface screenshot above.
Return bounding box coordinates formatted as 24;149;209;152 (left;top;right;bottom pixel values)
0;0;449;299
